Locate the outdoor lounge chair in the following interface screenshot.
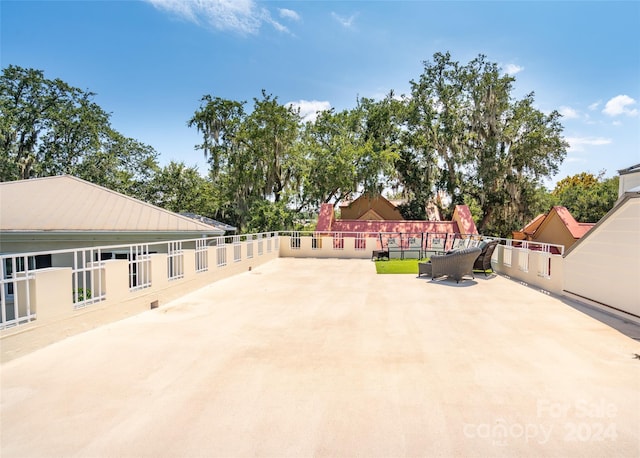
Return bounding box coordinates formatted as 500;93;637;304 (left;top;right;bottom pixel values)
472;240;499;276
418;247;482;283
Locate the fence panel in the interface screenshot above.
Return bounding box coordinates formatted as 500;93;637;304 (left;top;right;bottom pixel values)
233;236;242;262
129;244;151;291
247;236;254;259
167;241;184;281
195;239;208;272
73;248;106;309
216;237;227;267
0;255;35;329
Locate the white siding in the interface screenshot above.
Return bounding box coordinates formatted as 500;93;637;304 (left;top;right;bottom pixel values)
618;170;640;196
564;197;640;317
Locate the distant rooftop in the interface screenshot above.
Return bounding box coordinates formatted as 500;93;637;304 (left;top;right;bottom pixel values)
618;163;640;175
179;213;237;233
0;176;224;235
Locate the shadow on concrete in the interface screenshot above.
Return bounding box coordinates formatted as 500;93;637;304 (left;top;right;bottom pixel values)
491;273;640;342
560;297;640;342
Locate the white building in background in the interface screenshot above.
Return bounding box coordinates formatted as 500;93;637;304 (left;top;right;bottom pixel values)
618;163;640;197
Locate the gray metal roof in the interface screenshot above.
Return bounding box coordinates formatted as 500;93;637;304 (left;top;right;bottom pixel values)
618;163;640;175
179;213;237;232
0;176;224;235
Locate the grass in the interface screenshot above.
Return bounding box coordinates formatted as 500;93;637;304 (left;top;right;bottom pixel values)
374;258;426;274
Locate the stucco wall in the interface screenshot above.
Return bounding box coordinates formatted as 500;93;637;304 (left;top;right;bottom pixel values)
493;245;564;295
279;236;377;259
1;243;278;362
563;198;640;319
533;213;576;250
619;171;640;196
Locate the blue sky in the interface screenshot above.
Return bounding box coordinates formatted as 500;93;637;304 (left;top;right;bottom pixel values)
2;1;639;188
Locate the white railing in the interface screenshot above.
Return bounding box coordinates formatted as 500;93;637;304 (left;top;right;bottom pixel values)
538;252;552;279
496;238;564;279
279;231;485;259
1;255;35;328
167;241;184;281
195;238;208;273
233;236;242;262
503;245;513;267
517;241;530;272
216;237;227;267
73;248;106;309
0;232;278;331
246;236;254;258
130;244;151;291
1;230;560;331
278;231;565;294
290;231;301;250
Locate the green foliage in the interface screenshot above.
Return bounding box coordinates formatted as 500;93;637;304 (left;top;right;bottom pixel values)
3;58;576;237
73;288;92;302
245;200;295;232
144;161;214;215
551;172;618;222
295;96;399;211
397;200;426;220
0;65;159;197
400;52;568;236
189;91;302;231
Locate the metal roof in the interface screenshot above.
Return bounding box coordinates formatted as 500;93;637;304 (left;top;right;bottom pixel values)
0;176;224;235
617;163;640;175
179;213;237;232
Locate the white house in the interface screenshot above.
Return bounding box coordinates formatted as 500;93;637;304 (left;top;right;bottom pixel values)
618;163;640;197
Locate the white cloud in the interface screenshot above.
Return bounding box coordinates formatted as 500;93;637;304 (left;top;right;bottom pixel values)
588;101;600;111
602;95;638;117
565;136;612;152
331;12;357;28
287;100;331;123
503;64;524;75
145;0;288;34
267;19;289;33
279;8;300;21
559;106;580;119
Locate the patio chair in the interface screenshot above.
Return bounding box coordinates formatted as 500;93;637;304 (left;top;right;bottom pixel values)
387;237;402;259
424;236;447;257
418;247;482;283
450;237;467;251
472;240;499;276
406;237;423;259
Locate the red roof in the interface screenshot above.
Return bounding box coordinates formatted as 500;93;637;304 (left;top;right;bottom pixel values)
553;206;595;239
330;220;458;234
522;213;546;235
316;202;477;236
315;203;335;231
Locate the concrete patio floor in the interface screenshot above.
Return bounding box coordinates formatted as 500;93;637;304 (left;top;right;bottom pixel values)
1;257;639;457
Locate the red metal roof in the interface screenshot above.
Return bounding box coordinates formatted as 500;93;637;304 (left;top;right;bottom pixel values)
330;220;459;234
553;206;595;239
316;202;477;235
